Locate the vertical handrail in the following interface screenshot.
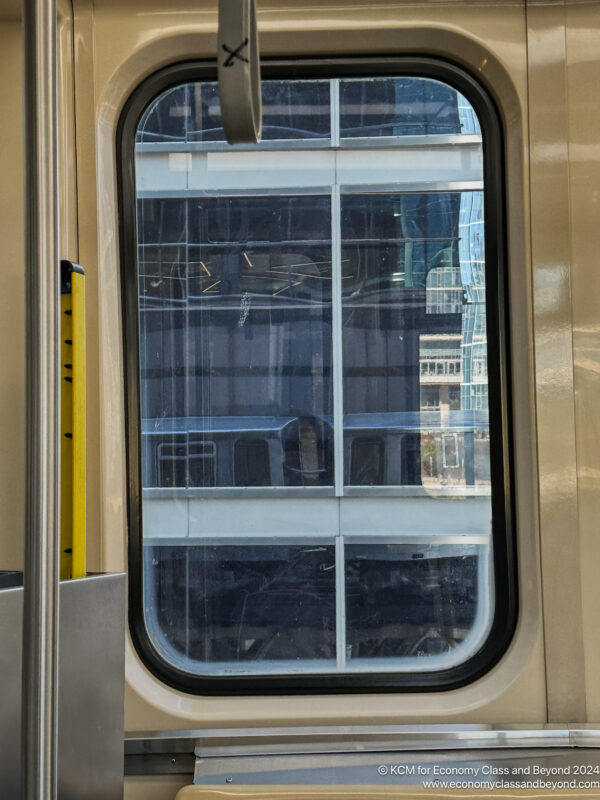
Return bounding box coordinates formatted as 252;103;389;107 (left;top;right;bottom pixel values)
59;264;73;580
70;266;86;579
59;261;86;580
22;0;60;797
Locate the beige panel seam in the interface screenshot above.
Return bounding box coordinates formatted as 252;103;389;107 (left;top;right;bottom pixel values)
68;0;79;264
0;21;25;569
564;0;600;724
57;0;78;260
526;0;585;722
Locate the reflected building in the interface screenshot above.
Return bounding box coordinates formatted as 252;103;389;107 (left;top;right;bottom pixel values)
419;191;488;414
459;191;488;411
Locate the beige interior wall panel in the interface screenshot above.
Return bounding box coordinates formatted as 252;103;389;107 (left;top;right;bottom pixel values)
175;786;600;800
526;0;586;723
0;0;20;22
125;776;189;800
73;0;104;572
0;21;25;570
74;0;546;729
58;0;78;262
564;0;600;723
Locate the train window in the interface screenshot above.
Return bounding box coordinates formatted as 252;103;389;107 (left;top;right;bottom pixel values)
156;441;217;488
339;77;481;138
119;60;515;692
349;438;385;486
234;439;271;487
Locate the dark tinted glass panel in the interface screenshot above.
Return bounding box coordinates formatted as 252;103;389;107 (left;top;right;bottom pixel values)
282;417;334;487
341;191;489;488
155;440;216;487
137;80;330;143
157;443;187;487
341;191;460;289
234;439;271;487
188;443;217;486
137;195;333;487
339;77;480;137
144;545;336;664
345;544;479;660
349;438;384;486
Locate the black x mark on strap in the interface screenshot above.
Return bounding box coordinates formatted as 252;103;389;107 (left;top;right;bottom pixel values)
222;38;249;67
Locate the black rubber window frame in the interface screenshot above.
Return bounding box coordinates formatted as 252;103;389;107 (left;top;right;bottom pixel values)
117;56;517;695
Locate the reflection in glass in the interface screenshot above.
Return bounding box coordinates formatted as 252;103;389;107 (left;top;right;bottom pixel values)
145;545;336;665
137;195;333;489
341;192;488;489
134;75;494;678
137;80;331;143
339;77;481;138
345;544;479;660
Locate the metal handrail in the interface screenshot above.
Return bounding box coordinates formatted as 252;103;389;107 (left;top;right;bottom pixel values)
22;0;60;797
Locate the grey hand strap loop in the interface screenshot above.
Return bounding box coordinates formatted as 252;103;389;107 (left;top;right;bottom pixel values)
218;0;262;144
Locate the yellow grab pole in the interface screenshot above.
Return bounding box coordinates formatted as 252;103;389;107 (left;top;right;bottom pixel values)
60;260;86;579
59;268;73;580
70;264;86;578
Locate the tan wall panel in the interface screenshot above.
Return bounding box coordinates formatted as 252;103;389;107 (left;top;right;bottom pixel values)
565;0;600;723
0;21;24;570
526;0;586;722
175;786;600;800
58;0;79;261
0;0;20;22
73;0;546;729
125;776;189;800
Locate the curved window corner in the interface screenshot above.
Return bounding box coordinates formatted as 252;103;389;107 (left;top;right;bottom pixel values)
118;57;516;694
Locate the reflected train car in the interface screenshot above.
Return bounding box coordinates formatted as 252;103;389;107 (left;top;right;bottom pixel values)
141;410;490;490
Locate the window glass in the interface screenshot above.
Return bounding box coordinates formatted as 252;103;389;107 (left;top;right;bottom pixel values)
341;191;489;488
145;544;336;669
345;543;480;660
137;80;331;143
138;194;333;488
339;78;481;138
130;72;503;682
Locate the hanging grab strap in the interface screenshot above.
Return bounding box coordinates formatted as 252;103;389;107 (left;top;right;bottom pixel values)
218;0;262;144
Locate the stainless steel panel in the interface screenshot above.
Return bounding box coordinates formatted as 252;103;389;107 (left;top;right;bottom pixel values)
1;583;23;798
125;725;600;760
125;753;196;777
0;574;126;800
123;730;600;782
22;0;61;792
